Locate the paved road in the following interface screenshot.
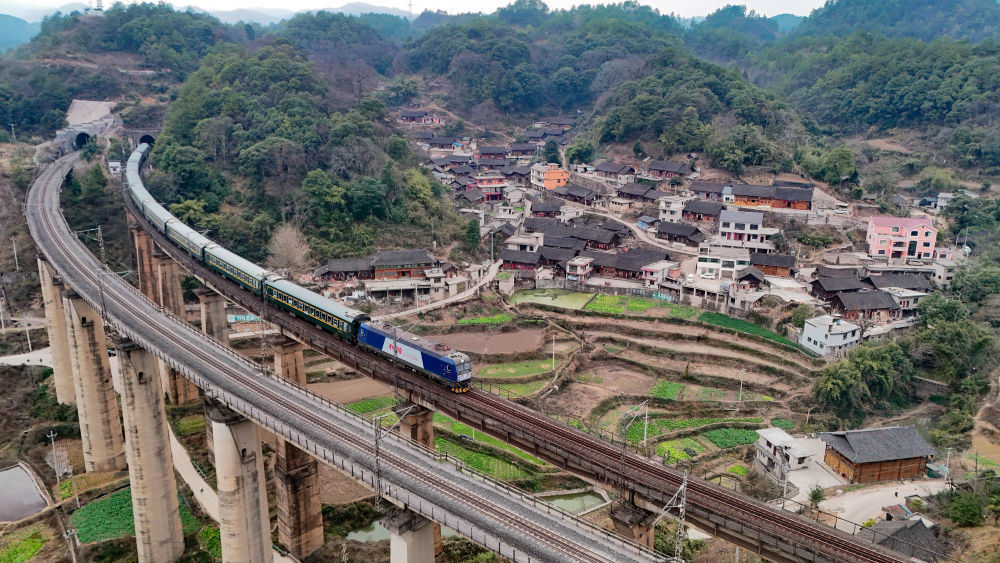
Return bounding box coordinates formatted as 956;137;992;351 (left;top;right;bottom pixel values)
0;346;51;367
375;260;503;320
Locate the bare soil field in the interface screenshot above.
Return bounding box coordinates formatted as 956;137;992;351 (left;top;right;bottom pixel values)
865;138;913;154
308;377;393;404
433;328;545;354
317;464;374;504
65;100;115;126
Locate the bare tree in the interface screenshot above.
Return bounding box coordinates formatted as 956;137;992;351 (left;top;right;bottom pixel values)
266;223;312;275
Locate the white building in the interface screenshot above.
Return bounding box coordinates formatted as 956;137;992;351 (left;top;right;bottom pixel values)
640;260;678;287
658;195;690;223
505;232;543;252
799;315;860;357
754;427;814;480
695;245;750;280
715;209;778;251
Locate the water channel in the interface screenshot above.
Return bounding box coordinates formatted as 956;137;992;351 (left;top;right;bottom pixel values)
0;465;48;522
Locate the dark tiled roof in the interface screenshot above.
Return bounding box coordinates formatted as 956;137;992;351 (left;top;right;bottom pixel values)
690;181;726;194
451;165;473;175
501;165;532;175
523;217;559;232
835;290;901;311
735;266;767;283
543;236;586;250
546;117;574;126
618;182;653;197
494;223;517;236
599;220;629;232
539;246;577;262
813;277;866;292
864;274;932;291
412;131;433;139
531;202;562;213
683;200;724;216
543;128;564;136
637;216;659;224
428;136;455;145
855;519;946;562
525;130;545;138
595;161;632;175
580;249;667;272
819;427;935;464
554;184;597;200
500;248;541;265
772;179;813;188
477;146;506;155
458;188;485;203
816;265;858;278
509;143;537;152
647;160;691;174
373;249;437;267
448;155;472;163
751;253;795;268
657;222;701;238
316;256;372;276
646;189;669;200
400;109;426;118
475;158;508;167
731;184;814;202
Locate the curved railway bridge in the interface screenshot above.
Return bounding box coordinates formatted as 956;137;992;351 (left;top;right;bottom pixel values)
27;152;664;563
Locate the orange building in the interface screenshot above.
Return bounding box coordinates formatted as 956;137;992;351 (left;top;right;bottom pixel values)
530;163;569;190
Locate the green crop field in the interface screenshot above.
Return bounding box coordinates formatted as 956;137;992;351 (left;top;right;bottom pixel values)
626;416;764;442
649;380;684;400
457;313;514;325
510;289;595;310
0;525;48;563
199;526;222;558
478;359;554;378
771;418;795;430
626;298;700;319
495;380;548;396
703;428;760;449
698;312;803;349
696;387;728;401
655;438;705;461
346;396;398;414
435;437;531;480
584;294;628;314
434;414;546;465
71;488;200;543
174;414;206;436
727;464;749;476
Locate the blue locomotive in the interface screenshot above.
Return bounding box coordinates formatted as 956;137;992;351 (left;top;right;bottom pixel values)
124;143;473;392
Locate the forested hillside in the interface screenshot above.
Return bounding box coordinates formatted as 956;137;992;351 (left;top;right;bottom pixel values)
789;0;1000;42
149;44;462;262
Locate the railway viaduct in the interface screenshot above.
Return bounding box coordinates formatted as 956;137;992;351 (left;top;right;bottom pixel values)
28;148;909;563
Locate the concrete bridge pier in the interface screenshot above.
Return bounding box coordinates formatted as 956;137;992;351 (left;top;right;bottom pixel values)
153;252;199;404
271;338;323;558
37;257;75;405
129;223;159;301
196;288;228;465
610;503;656;549
392;403;442;556
383;509;435;563
118;339;185;562
62;291;126;472
206;399;273;563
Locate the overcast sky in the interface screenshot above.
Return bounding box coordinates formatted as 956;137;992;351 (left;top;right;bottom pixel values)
163;0;826;18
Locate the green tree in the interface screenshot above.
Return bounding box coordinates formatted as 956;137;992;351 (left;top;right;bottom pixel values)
542;140;560;164
952;265;1000;304
346;177;388;220
633;141;645;158
916;293;968;326
947;492;985;526
808;484;826;508
789;305;815;328
465;220;481;249
565;139;594;164
821;147;856;184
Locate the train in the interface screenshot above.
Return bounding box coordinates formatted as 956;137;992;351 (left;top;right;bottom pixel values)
124;143;472;392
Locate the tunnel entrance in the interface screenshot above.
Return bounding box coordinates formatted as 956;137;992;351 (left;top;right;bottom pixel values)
139;134;155;145
74;132;90;150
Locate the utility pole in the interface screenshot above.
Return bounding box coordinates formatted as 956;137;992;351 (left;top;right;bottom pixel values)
9;122;15;145
945;447;952;490
10;236;18;271
551;333;555;370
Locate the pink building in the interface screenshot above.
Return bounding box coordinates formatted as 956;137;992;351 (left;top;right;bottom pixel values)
866;216;937;260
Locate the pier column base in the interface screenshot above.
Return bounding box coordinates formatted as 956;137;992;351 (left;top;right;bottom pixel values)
129;223;159;301
38;257;74;404
118;340;185;562
392;403;441;555
206;399;272;563
63;291;125;472
384;509;435;563
610;504;656;549
196;288;228;344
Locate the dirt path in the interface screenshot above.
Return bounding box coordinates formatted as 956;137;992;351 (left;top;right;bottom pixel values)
433;328;545;355
539;311;819;372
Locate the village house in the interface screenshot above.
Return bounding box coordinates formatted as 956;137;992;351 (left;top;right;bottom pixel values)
314;249;440;281
729;184;814;210
750;253;795;277
500;164;533;188
754;427;814;479
566;256;594;281
554;184;598;205
505;232;544;252
862;274;932;293
696;246;750;280
866;216;937;260
499;249;541;275
715;209;778;251
658;195;690;223
810;277;868;301
473;173;508;201
636;216;659;231
690;181;726;201
541;117;574;129
594;161;635;183
644;159;692;179
456;188;485;205
531;163;569;190
509;142;538;158
799;315;860;357
855;520;945;562
607;197;634;214
577;249;668;280
616;182;669;203
833;290;901;323
428;136;457;150
530;201;563;218
655;222;705;246
682;200;724;223
884;287;927;317
819;427;936;484
640;260;678;287
398;109;440;124
733;266;767;291
474;146;507;160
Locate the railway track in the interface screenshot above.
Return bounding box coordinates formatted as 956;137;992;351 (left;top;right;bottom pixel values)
59;148;907;562
27;153;659;563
